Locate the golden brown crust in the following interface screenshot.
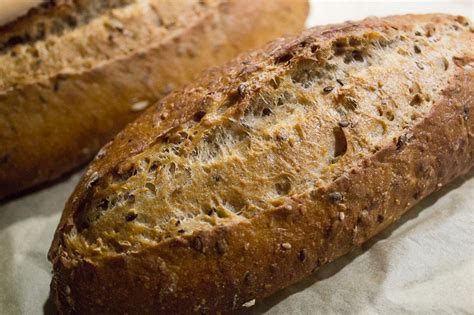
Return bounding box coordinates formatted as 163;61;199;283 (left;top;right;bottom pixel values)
0;0;309;199
49;14;473;314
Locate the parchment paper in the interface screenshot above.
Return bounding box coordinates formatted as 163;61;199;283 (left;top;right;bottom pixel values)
1;1;473;314
0;0;43;25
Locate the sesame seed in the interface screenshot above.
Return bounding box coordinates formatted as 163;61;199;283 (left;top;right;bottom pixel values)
281;242;292;250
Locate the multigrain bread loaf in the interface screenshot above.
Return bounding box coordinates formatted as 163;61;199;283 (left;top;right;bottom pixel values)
49;14;473;314
0;0;308;199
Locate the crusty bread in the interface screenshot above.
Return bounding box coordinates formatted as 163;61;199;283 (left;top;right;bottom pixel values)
0;0;308;199
49;14;473;314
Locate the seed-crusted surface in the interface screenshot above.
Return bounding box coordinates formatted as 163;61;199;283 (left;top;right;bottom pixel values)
70;14;471;253
0;0;202;90
0;0;309;198
50;14;473;314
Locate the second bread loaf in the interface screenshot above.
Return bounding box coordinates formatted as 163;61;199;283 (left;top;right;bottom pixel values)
0;0;309;198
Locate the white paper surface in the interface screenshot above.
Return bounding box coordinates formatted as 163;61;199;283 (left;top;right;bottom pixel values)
0;1;473;314
0;0;44;26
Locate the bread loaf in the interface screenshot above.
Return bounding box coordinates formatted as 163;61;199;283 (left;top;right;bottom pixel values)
0;0;308;199
49;14;473;314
